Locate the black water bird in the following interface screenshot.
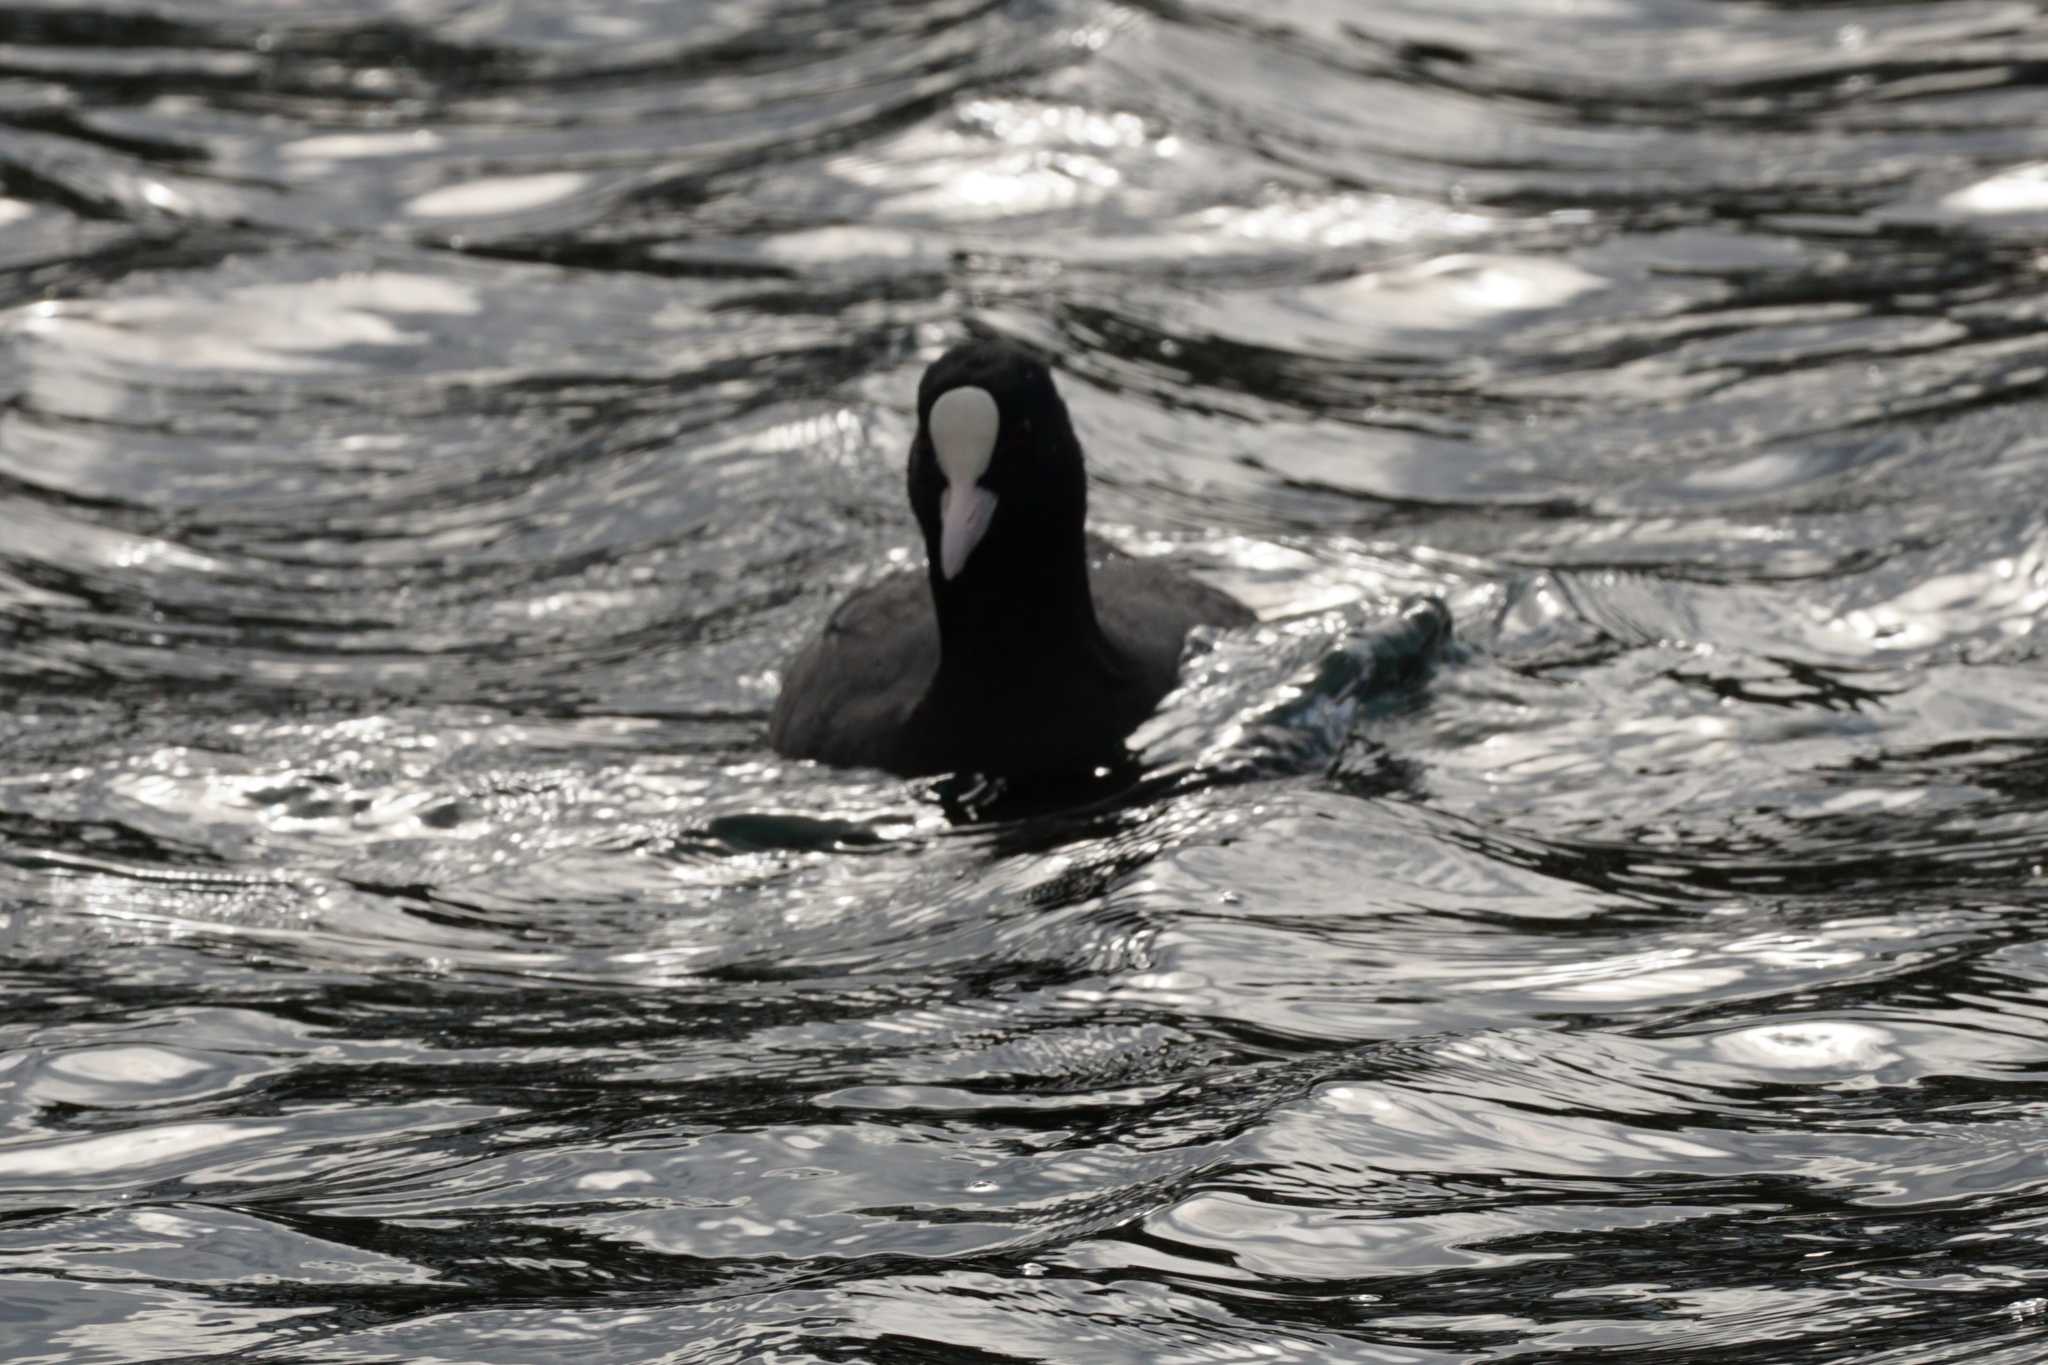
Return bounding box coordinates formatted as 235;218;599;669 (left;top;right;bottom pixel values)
770;341;1253;777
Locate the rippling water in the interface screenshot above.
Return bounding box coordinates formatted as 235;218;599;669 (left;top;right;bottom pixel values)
5;0;2048;1360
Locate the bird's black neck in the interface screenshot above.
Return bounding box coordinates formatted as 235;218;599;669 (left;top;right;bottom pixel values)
927;533;1108;676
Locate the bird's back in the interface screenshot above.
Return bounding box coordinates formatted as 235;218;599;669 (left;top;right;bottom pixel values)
1090;551;1255;699
767;569;937;772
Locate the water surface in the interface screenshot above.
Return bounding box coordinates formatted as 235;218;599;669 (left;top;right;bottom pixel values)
5;1;2048;1361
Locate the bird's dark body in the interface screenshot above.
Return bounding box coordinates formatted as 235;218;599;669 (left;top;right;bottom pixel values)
769;342;1252;777
769;542;1251;776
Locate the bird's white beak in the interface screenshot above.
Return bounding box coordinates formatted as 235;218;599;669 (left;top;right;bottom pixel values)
939;482;999;580
928;384;1002;581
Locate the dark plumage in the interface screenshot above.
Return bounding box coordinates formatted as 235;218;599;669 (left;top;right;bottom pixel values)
769;341;1252;777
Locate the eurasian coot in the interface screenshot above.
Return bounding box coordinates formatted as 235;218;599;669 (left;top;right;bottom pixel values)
770;341;1252;776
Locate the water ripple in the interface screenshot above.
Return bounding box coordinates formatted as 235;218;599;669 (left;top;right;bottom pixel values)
5;0;2048;1361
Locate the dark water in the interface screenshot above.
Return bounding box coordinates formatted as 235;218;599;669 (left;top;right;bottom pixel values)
4;0;2048;1360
